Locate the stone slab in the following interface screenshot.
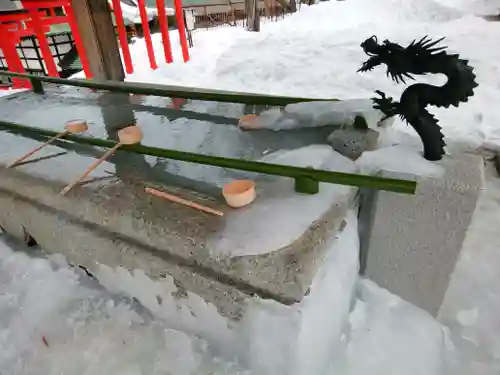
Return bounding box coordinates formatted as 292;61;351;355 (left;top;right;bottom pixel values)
359;152;484;316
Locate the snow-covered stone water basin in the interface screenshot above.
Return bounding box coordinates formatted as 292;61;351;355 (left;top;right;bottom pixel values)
0;118;459;375
0;95;362;375
0;85;469;374
0;127;465;375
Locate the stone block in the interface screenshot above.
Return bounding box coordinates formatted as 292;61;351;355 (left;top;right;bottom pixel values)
359;152;484;316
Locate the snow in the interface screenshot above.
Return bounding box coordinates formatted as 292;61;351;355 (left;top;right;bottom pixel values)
2;0;500;373
0;209;362;375
123;0;500;152
439;0;500;15
342;279;458;375
240;99;389;131
438;164;500;374
119;1;173;23
0;239;247;375
94;264;235;350
0;204;461;375
0;89;26;99
355;144;446;179
456;307;480;327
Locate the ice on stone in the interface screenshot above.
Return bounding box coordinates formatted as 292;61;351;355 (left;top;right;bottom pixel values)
254;99;391;131
355;144;446;179
209;145;358;257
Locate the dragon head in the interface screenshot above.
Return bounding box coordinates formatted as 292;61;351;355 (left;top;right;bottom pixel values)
358;35;446;83
360;35;384;57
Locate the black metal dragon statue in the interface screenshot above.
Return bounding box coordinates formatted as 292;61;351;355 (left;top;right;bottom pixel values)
358;35;478;161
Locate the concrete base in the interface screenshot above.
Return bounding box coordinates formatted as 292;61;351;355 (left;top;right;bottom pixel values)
359;152;484;316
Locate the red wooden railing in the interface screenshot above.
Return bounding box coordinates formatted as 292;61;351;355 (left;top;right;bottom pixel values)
109;0;189;69
0;0;190;89
156;0;174;64
110;0;134;73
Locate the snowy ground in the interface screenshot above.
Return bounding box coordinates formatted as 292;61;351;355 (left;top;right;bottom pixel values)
2;0;500;373
438;163;500;375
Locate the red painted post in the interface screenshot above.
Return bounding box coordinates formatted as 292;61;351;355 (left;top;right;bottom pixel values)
64;4;93;79
156;0;173;63
0;36;30;89
111;0;134;74
29;10;60;77
137;0;158;70
173;0;189;62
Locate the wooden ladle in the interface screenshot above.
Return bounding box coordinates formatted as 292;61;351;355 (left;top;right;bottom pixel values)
7;120;88;168
59;125;143;196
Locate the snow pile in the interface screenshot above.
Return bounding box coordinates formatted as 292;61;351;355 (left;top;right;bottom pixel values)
119;1;172;24
241;99;388;131
438;164;500;375
294;0;464;24
439;0;500;15
342;279;459;375
355;144;446;178
0;239;247;375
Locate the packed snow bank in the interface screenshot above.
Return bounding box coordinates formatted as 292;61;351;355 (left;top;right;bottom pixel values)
0;238;247;375
356;144;446;178
341;279;459;375
120;1;173;24
439;0;500;15
438;164;500;375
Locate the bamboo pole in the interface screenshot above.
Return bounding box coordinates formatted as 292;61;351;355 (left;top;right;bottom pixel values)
0;119;417;195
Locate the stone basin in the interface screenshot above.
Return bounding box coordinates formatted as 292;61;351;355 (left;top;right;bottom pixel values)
0;86;360;319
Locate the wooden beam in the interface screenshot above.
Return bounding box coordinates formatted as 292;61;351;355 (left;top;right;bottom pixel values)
71;0;125;81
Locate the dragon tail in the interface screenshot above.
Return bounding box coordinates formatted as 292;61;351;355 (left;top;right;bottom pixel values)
402;110;446;161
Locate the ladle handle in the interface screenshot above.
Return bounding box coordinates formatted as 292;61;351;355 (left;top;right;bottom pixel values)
60;143;122;196
7;131;69;168
145;187;224;217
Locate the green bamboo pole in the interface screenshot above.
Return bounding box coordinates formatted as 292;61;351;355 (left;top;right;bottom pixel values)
0;71;339;106
0;120;417;195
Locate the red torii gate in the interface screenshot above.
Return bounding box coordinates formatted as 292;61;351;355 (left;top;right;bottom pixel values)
0;0;190;89
0;0;90;88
